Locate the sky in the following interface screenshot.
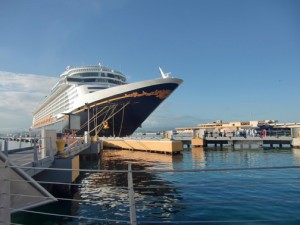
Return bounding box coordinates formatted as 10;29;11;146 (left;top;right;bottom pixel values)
0;0;300;132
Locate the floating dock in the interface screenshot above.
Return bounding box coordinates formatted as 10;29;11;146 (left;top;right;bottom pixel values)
102;138;183;154
191;136;293;148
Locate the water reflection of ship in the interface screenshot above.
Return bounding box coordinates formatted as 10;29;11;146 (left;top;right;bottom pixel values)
78;150;185;220
103;149;183;170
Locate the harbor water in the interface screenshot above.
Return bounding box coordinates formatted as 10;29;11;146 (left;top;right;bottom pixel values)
12;146;300;224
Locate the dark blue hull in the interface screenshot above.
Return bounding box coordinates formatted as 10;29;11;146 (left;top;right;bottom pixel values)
73;82;180;137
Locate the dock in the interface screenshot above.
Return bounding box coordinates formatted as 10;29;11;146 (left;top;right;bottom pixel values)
0;136;38;143
191;136;293;148
102;138;183;154
0;131;99;225
1;130;93;178
6;147;54;177
170;133;300;148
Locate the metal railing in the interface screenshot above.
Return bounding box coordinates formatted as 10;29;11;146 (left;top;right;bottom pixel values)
64;137;90;156
0;138;55;178
1;163;300;225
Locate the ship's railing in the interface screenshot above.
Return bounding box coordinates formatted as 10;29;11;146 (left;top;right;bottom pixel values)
64;137;83;150
65;137;82;149
1;163;300;225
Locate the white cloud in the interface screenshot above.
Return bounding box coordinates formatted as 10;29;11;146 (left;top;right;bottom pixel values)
0;71;57;92
0;71;57;130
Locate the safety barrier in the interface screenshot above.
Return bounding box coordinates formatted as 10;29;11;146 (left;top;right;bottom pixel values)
1;164;300;225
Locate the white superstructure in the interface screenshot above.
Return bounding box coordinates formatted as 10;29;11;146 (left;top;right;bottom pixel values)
32;65;127;128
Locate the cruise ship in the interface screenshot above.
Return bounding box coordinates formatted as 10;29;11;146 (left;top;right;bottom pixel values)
31;65;183;137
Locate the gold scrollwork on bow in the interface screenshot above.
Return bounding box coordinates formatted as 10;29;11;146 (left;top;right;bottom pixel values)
125;89;171;99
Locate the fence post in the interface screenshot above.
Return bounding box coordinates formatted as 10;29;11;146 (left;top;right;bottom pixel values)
0;160;11;225
4;140;8;156
33;140;39;167
128;163;137;225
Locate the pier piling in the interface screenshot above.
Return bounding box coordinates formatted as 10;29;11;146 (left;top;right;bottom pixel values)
128;164;137;225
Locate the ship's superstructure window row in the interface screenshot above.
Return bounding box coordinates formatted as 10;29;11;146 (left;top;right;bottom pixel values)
66;77;124;85
87;87;106;89
71;72;126;82
34;87;73;123
62;66;125;77
79;72;99;77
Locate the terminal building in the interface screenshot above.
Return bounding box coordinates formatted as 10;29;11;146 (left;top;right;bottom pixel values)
175;120;300;138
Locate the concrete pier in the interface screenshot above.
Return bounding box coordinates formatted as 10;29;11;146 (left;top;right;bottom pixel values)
102;138;183;154
291;138;300;148
191;138;207;147
190;136;292;148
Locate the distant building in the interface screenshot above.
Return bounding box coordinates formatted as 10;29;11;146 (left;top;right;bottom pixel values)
175;120;300;138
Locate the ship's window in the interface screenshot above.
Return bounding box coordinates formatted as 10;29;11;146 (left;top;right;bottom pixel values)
67;77;82;82
107;73;115;78
119;76;124;81
108;79;122;85
107;74;125;82
101;73;106;77
87;87;106;89
83;78;96;82
96;78;108;82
